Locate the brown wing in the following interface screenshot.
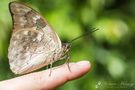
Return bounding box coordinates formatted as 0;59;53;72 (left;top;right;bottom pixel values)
8;1;62;74
9;1;45;31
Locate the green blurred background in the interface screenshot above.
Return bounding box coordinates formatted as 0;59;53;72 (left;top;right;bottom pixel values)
0;0;135;90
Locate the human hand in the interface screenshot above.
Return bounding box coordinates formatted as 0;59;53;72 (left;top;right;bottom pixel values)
0;61;91;90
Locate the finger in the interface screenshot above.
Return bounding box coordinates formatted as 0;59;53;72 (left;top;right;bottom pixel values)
0;61;91;90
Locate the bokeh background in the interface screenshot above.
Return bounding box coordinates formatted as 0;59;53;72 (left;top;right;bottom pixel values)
0;0;135;90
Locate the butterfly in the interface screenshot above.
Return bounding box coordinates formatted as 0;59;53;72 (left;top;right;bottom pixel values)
8;1;71;74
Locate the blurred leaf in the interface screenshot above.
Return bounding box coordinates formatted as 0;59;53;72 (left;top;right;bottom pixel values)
46;9;82;40
94;18;128;44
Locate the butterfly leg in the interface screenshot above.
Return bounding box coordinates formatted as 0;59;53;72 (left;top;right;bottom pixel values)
46;61;52;76
59;54;71;72
65;54;71;72
49;60;53;76
49;52;56;76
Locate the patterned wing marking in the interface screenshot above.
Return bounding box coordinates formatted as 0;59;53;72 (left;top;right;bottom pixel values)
8;29;59;74
9;2;61;47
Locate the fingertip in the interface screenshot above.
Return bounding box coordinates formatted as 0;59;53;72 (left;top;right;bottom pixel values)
67;60;91;79
76;60;91;69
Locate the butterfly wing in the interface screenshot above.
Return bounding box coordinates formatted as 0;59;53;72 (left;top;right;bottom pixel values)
8;2;62;74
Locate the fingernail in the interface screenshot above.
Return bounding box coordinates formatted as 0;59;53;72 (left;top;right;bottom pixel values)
76;61;91;66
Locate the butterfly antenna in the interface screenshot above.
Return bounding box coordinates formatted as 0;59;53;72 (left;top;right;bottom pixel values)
68;28;99;44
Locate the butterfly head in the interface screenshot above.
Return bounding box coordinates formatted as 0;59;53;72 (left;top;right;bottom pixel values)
61;43;71;55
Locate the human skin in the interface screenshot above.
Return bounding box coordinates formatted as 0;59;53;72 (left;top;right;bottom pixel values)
0;61;91;90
